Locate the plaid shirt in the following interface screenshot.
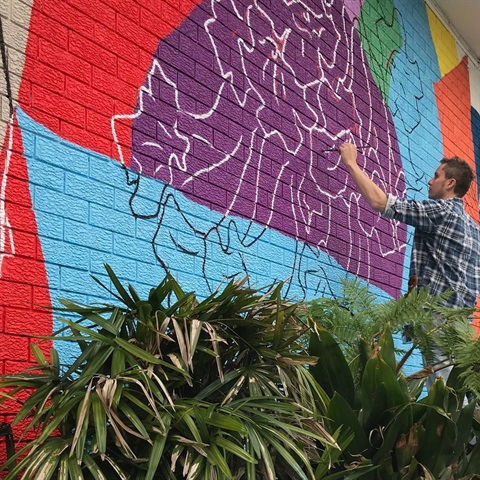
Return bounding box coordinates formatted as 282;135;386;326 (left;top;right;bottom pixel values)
382;195;480;308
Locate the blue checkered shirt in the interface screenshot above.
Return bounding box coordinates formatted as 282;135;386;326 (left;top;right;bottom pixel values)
382;195;480;308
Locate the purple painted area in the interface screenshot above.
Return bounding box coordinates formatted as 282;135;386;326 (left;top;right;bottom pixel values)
130;0;407;296
344;0;364;23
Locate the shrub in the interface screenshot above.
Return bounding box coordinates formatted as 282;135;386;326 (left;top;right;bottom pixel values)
0;266;336;480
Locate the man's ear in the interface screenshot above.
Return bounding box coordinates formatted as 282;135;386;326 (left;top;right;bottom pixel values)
447;177;456;191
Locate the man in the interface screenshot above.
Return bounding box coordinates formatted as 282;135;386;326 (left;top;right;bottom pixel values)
339;142;480;386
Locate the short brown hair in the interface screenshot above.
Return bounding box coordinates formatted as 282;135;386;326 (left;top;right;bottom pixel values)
440;156;474;197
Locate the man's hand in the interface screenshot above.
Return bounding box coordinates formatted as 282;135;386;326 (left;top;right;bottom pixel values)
339;142;358;169
336;141;388;213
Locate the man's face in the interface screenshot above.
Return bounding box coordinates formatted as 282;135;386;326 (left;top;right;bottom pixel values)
428;164;454;200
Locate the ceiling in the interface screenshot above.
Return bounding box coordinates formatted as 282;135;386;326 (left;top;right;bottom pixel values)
428;0;480;63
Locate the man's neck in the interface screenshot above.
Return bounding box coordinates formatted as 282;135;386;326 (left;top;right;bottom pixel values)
438;193;458;200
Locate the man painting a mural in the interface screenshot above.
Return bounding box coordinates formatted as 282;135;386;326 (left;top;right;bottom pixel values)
339;141;480;387
1;0;480;474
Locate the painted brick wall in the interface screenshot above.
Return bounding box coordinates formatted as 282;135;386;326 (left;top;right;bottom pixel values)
1;0;480;460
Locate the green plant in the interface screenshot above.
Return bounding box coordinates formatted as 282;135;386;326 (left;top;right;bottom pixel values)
0;266;338;480
307;283;480;479
306;278;480;395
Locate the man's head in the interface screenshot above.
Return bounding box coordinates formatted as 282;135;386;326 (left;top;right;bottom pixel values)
428;157;474;200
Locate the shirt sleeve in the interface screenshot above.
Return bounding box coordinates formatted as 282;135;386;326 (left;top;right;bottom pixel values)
381;194;451;231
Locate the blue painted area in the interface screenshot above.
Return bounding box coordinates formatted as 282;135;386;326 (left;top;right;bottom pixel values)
17;107;392;364
389;4;443;211
472;107;480;200
388;0;444;378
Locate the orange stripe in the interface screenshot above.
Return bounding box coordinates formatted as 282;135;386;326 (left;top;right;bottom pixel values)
434;56;480;330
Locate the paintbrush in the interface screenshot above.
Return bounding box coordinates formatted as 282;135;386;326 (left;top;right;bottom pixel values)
322;146;369;152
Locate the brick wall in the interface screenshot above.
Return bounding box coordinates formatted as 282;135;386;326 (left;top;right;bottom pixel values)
0;0;479;458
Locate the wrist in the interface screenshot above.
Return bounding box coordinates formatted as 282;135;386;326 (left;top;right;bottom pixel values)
345;162;359;173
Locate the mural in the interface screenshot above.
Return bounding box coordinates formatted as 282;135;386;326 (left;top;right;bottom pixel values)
1;0;480;432
126;0;406;296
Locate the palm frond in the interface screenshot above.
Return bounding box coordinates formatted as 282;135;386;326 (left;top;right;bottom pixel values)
0;265;334;479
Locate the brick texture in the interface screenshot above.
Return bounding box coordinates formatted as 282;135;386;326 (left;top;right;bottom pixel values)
0;3;479;470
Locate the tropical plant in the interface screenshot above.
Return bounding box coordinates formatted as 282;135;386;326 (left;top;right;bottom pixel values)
306;278;480;396
306;282;480;479
0;265;338;480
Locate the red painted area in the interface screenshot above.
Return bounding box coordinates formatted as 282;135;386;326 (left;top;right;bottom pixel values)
434;56;480;330
18;0;200;167
0;117;52;373
0;116;53;468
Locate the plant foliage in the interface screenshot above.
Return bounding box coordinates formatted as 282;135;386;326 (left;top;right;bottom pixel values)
306;279;480;396
0;265;336;480
308;322;480;479
306;280;480;479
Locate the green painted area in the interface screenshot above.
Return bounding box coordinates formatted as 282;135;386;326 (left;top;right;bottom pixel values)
357;0;403;104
